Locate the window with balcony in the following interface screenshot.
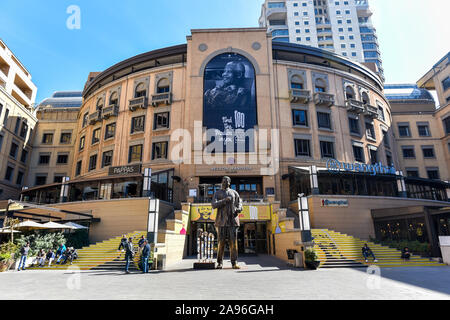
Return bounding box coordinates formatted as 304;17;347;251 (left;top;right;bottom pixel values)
345;86;355;100
60;132;72;144
42;133;53;144
105;123;116;140
109;91;119;106
292;109;308;127
290;75;304;89
135;83;147;98
353;145;364;162
295;139;311;157
131;115;145;134
157;78;170;94
320;141;335;158
154;112;170;130
129;144;143;163
361;91;369;104
96;98;104;111
89;154;97;171
152;141;168;160
317;112;332;130
92;128;101;144
102;150;113;168
315;78;327;92
57;154;69;164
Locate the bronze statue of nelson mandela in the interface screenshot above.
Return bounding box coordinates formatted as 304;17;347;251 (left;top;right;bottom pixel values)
212;176;243;269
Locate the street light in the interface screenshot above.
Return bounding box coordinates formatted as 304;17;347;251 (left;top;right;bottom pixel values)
298;193;312;243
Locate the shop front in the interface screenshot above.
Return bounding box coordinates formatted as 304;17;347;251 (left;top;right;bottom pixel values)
189;202;272;255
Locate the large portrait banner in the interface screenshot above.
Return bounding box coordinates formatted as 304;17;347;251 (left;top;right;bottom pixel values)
203;53;257;153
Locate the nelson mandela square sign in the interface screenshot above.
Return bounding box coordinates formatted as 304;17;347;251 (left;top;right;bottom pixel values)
203;53;257;153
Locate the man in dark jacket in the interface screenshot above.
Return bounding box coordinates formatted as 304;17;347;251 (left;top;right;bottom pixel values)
124;237;134;274
141;240;151;273
18;242;30;271
362;244;378;263
118;234;127;251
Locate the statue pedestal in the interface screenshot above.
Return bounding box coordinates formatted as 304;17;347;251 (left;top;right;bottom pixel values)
193;262;216;270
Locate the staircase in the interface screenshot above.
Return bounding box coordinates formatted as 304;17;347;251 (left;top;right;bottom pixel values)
311;229;446;268
28;231;147;271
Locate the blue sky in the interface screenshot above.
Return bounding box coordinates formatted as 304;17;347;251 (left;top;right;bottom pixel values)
0;0;448;103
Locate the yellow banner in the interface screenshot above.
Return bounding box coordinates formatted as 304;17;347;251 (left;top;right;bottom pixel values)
190;205;271;222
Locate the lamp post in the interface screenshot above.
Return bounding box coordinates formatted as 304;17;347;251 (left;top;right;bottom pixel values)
297;193;312;243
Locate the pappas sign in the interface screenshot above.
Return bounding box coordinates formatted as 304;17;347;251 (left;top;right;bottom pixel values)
109;164;142;176
203;53;257;153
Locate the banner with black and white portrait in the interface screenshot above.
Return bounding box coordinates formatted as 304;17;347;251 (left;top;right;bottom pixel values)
203;53;257;153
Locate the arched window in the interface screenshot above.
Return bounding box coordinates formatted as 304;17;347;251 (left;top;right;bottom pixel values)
315;78;326;93
135;83;146;98
157;78;170;94
345;86;355;100
109;92;118;106
291;75;304;89
361;91;370;104
96;98;104;110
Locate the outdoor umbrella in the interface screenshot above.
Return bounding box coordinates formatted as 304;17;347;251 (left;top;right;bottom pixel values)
0;228;21;234
13;221;47;230
42;221;75;230
64;222;88;230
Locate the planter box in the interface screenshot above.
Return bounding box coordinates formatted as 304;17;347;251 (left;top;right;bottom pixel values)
305;260;320;270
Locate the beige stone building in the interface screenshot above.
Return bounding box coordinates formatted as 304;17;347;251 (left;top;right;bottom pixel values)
17;29;450;259
0;39;38;200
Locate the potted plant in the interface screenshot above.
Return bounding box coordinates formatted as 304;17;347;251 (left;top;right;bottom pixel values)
0;242;18;272
304;248;320;270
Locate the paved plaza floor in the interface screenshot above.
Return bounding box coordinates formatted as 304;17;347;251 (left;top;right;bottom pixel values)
1;255;449;300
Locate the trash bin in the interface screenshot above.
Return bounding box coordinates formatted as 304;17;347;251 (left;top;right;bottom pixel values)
156;254;166;270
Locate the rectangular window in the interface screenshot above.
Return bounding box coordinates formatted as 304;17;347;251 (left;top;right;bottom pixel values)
152;141;168;160
35;175;47;186
16;171;24;186
365;122;375;140
92;128;101;144
19;122;28;138
402;147;415;158
60;132;72;144
20;149;28;163
82;113;88;128
129;144;143;163
5;166;14;182
292;110;308;127
105;123;116;140
79;136;85;151
131;115;145;133
349;118;361;136
417;124;430;137
75;161;82;176
39;154;51;165
427;168;440;180
442;76;450;92
294;139;311;157
9;142;18;159
406;169;419;178
154;112;170;130
0;135;3;152
57;154;69;164
353;145;364;162
369;149;378;164
89;154;97;171
42;133;53;144
422;146;435;158
444;117;450;135
14;118;21;134
102;150;113;168
53;175;64;183
320;141;334;158
386;152;393;166
398;124;411;137
382;130;390;148
317;112;331;130
3;109;9;126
